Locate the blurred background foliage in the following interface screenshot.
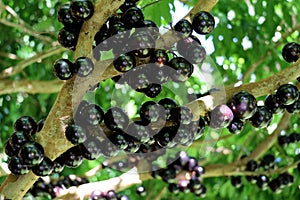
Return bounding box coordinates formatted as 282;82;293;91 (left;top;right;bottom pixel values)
0;0;299;199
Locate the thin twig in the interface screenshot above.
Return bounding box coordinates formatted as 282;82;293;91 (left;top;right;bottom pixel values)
236;130;257;161
0;46;65;79
0;18;53;43
141;0;162;10
0;52;19;60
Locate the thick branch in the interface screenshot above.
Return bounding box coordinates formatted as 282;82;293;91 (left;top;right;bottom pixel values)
74;0;126;58
0;0;127;199
0;79;63;95
225;59;300;100
0;46;65;79
3;0;296;198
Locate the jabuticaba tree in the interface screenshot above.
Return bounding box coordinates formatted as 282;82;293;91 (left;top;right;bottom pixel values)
0;0;299;199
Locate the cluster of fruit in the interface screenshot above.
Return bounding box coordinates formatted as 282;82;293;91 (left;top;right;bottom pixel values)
89;189;130;200
206;41;300;133
4;0;300;199
4;116;62;176
26;175;89;198
55;0;215;100
58;0;94;50
231;154;295;193
151;151;206;198
53;56;94;80
207;81;300;135
57;96;206;170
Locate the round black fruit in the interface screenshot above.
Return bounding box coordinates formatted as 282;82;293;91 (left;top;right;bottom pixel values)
229;91;257;120
113;53;136;72
136;185;146;196
70;0;94;20
126;121;152;144
256;175;269;190
8;156;30;175
174;19;193;38
14;116;37;135
143;20;160;39
130;31;155;58
158;98;178;118
192;11;215;35
282;42;300;63
150;49;169;66
4;141;18;157
79;136;102;160
227;117;244;134
168;57;194;82
52;155;65;173
122;7;144;27
74;57;94;77
53;58;74;80
285;97;300;113
58;3;83;27
275;84;299;106
169;106;193;125
276;84;299;106
62;145;83;168
264;94;284;114
80;103;104;126
177;35;201;57
278;135;290;146
143;83;162;98
139;101;166;124
104;107;129;131
32;156;54;176
185;43;206;64
65;124;87;145
58;27;79;51
248;106;273;128
18;141;44;166
9;131;32;152
231;176;242;188
246;159;258;171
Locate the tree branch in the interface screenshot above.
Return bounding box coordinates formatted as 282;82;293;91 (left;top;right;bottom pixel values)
0;52;18;60
0;79;63;95
3;0;297;198
55;168;142;200
0;0;127;199
225;59;300;100
202;112;291;178
0;163;10;177
55;160;300;200
0;46;65;79
0;18;53;43
0;2;32;29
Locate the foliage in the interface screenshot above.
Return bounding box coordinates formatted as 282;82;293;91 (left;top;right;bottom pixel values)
0;0;300;199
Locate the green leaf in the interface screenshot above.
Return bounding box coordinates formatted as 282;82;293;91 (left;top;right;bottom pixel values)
143;0;173;27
